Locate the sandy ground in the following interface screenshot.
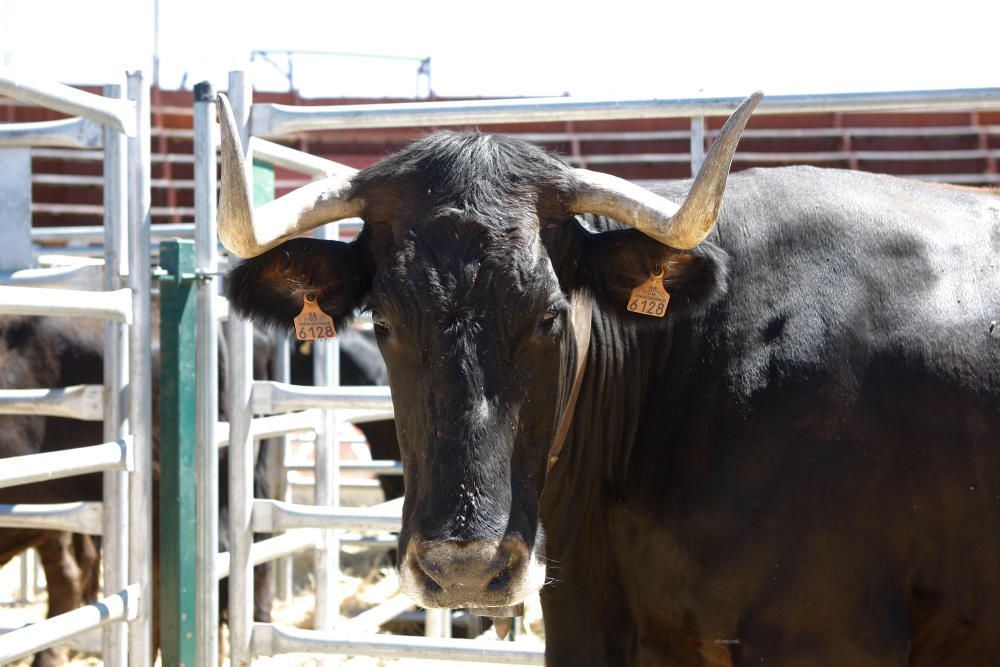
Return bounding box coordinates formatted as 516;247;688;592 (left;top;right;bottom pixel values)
1;552;544;666
0;431;545;665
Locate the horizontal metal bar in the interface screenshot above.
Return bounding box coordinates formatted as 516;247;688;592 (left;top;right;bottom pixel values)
30;147;195;165
0;437;132;489
340;534;398;549
0;117;104;149
287;477;385;490
284;459;404;475
216;531;397;579
251;136;357;177
0;501;103;534
0;264;103;290
32;224;197;243
531;124;1000;144
253;622;545;664
215;410;321;448
340;594;415;633
0;625;100;655
0;585;138;664
253;497;403;533
251;88;1000;137
32;174;194;190
0;286;132;322
31;203;197;218
0;383;104;420
0;69;136;136
253;381;393;415
215;528;322;580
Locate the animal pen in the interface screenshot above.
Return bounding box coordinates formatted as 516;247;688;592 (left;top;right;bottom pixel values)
1;65;1000;666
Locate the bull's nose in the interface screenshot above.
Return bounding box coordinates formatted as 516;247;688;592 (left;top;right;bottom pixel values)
408;537;527;596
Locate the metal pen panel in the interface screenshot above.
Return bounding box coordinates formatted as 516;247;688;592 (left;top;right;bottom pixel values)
0;501;104;534
0;384;104;420
157;240;198;667
252;88;1000;137
101;80;130;667
215;528;323;581
0;585;139;665
250;136;356;177
126;69;154;667
193;80;221;667
253;498;403;533
0;147;32;272
252;381;392;414
0;286;132;322
253;623;545;665
0;264;104;290
312;219;341;650
0;438;132;489
226;68;256;667
0;67;137;135
270;331;294;603
0;117;103;149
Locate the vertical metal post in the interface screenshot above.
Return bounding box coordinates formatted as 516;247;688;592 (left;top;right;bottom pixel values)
425;609;452;639
272;332;293;604
690;115;706;175
158;240;198;666
0;147;32;272
227;69;256;667
193;81;220;667
102;80;130;667
313;220;341;646
127;69;154;667
16;551;33;604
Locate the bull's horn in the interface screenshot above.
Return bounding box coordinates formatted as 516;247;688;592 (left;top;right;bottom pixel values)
216;93;364;259
569;92;762;250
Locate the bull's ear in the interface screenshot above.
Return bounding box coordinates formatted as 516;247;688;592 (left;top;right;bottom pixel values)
572;226;729;322
225;236;374;333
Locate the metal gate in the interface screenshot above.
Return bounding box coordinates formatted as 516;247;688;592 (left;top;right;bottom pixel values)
0;70;153;666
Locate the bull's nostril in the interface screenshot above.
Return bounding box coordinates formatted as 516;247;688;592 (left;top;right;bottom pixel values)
488;567;511;592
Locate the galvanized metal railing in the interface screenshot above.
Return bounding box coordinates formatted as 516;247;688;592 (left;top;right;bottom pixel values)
0;71;153;667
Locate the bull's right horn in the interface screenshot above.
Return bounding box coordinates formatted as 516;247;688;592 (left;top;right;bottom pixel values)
216;94;364;259
569;92;762;249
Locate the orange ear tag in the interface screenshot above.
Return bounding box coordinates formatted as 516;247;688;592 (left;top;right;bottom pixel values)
626;267;670;318
294;294;337;340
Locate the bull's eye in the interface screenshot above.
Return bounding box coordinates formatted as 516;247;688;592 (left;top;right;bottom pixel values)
372;311;392;337
539;305;561;333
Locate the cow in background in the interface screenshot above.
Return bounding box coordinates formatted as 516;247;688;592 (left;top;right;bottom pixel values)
0;317;398;665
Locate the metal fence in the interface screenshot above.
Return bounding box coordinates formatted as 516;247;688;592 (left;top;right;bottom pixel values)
0;70;153;666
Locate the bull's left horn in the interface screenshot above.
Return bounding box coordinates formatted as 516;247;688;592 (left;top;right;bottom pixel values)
216;94;364;259
569;92;762;250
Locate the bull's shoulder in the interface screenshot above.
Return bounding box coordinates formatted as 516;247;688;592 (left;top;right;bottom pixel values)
671;167;1000;400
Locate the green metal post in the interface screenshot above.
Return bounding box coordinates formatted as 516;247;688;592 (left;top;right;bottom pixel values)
158;239;197;666
254;158;275;206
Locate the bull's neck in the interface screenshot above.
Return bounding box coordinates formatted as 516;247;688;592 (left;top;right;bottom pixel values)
543;309;688;518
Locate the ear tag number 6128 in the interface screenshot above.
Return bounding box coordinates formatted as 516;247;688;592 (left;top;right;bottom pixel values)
627;267;670;318
294;293;337;340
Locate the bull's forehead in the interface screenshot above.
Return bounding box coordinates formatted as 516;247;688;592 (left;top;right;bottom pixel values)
371;217;561;335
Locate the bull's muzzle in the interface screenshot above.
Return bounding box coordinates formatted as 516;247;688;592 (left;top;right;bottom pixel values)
401;535;542;608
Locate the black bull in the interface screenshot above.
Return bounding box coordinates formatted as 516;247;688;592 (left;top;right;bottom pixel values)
223;121;1000;662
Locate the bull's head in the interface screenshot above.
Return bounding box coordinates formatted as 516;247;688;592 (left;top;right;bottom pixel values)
218;93;760;611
